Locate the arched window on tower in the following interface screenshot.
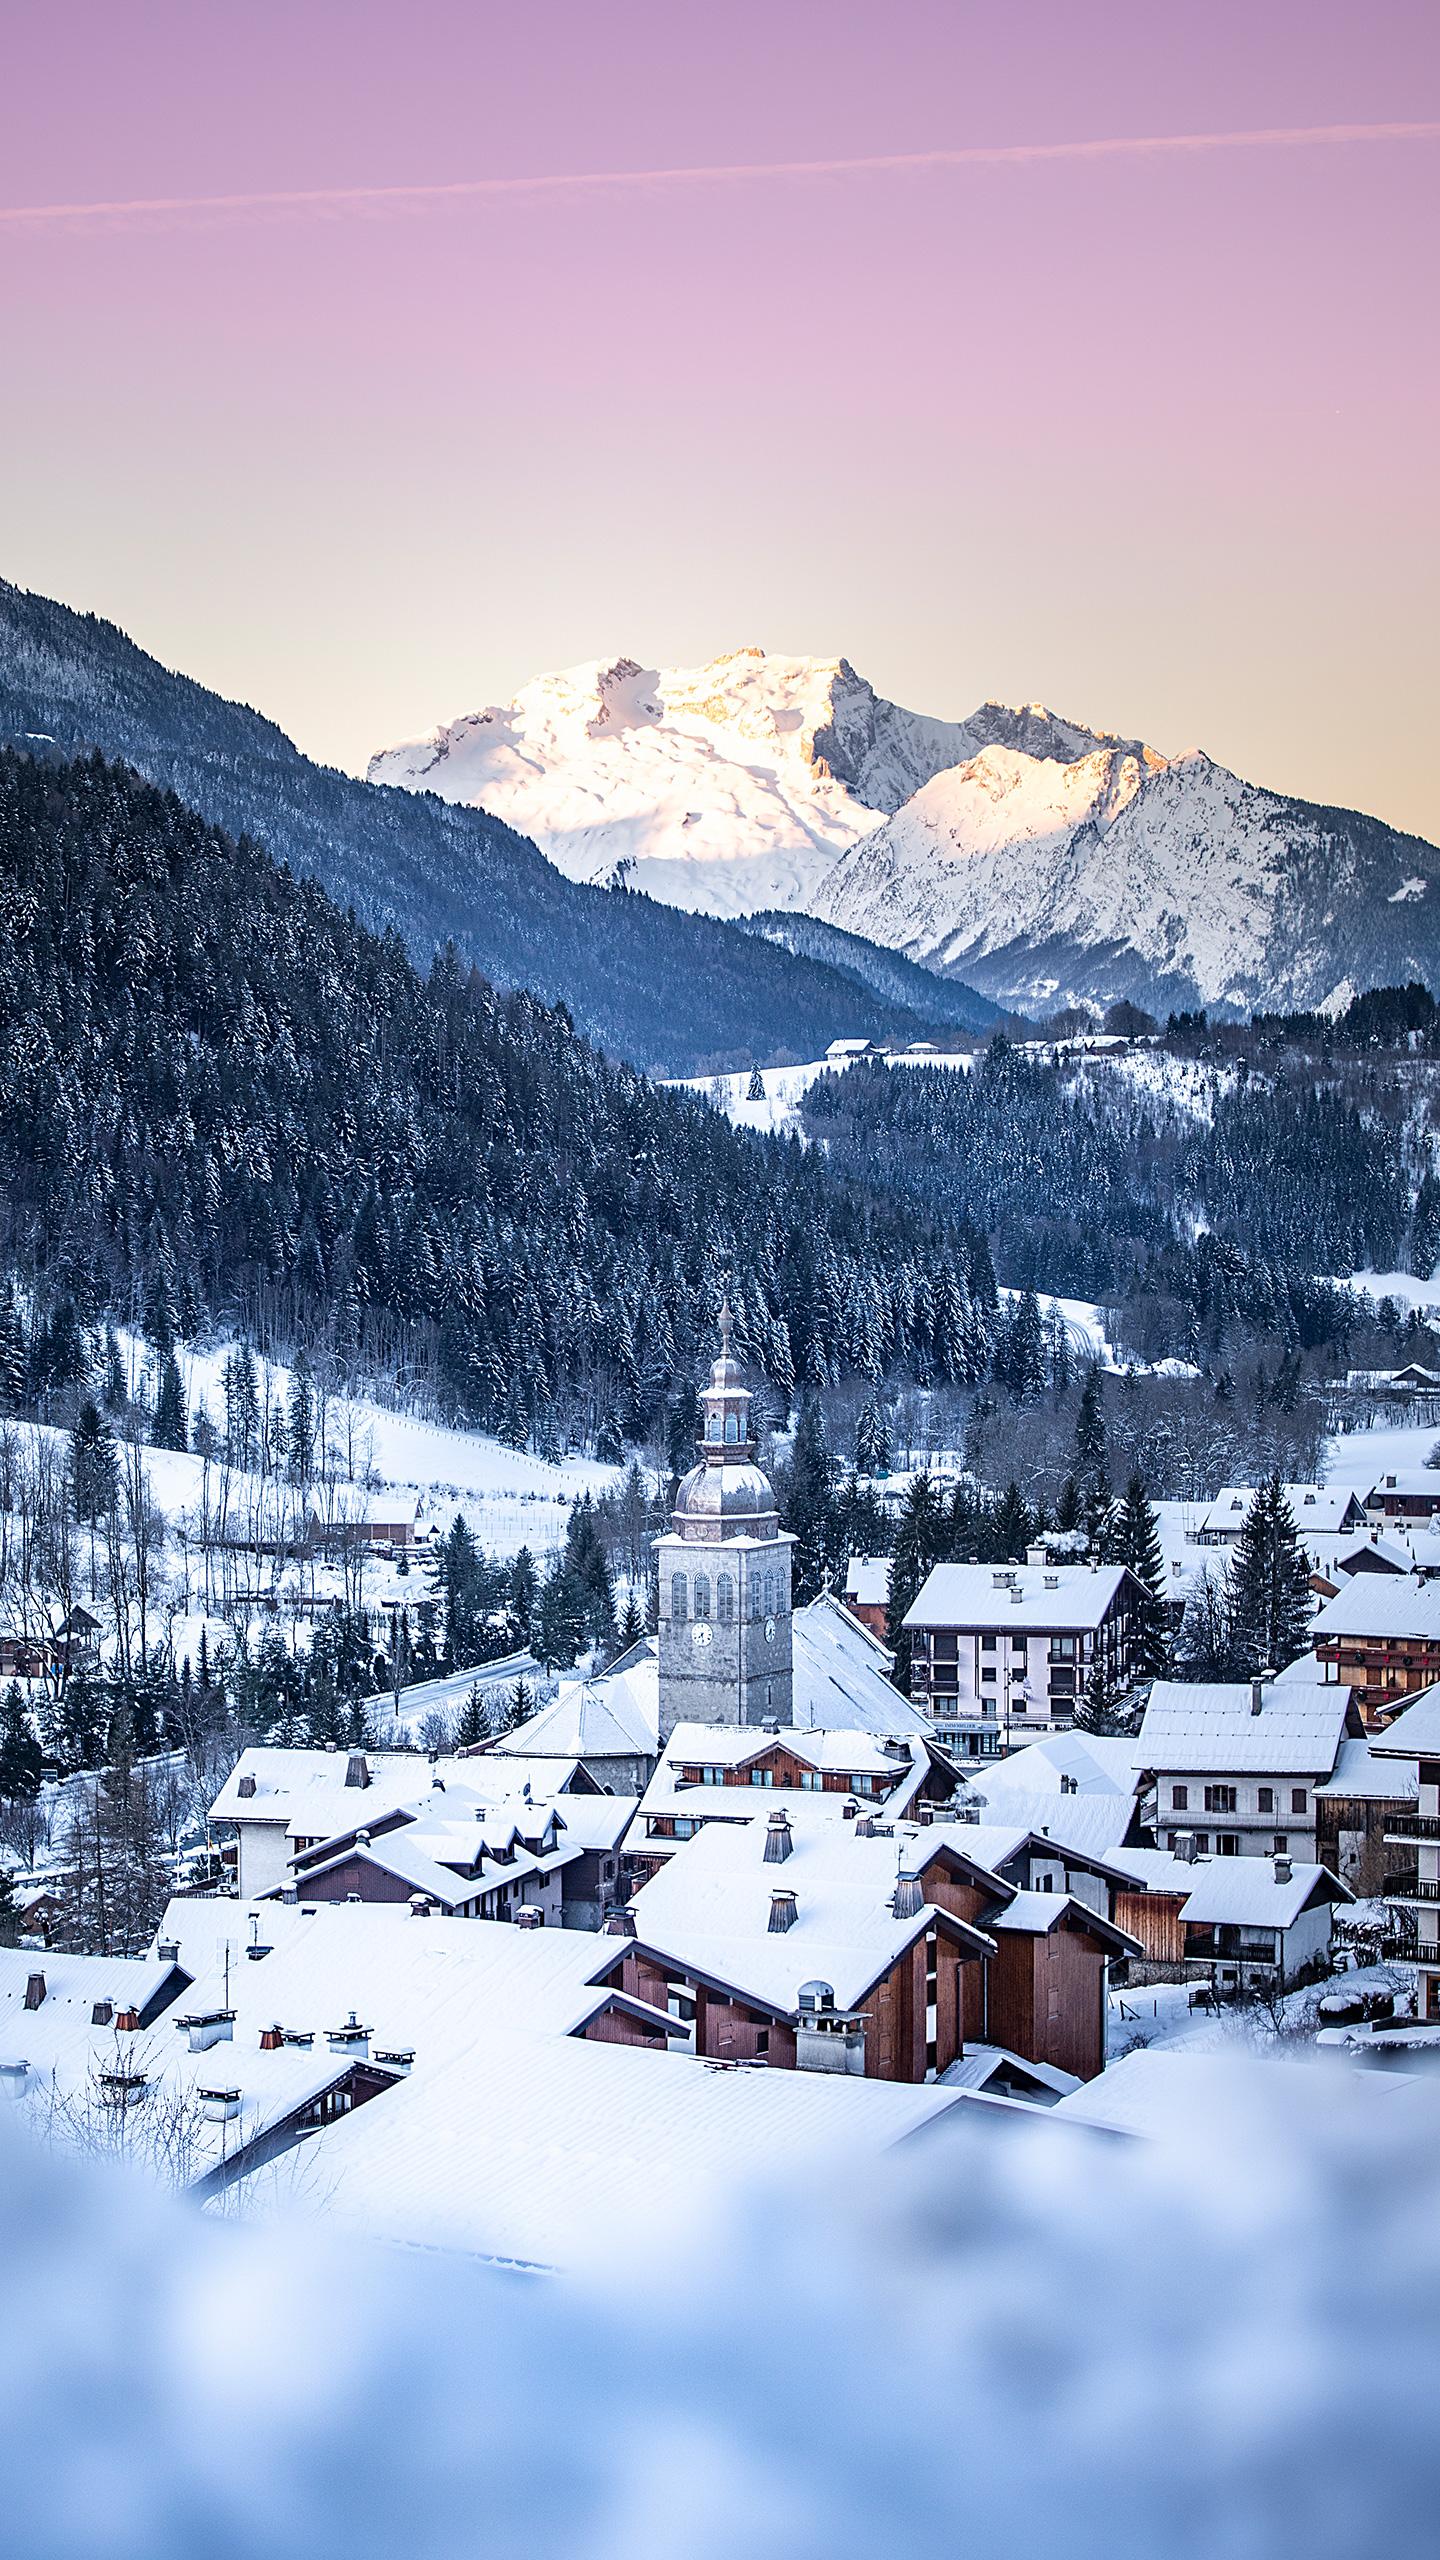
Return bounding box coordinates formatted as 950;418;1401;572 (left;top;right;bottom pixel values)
763;1570;775;1616
671;1573;688;1623
707;1410;722;1442
724;1410;739;1444
693;1573;712;1620
717;1573;735;1624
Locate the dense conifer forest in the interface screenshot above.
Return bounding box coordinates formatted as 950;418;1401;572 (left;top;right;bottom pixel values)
0;747;996;1449
804;1023;1440;1365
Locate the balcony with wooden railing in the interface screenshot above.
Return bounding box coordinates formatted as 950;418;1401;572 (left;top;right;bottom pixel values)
1382;1811;1440;1841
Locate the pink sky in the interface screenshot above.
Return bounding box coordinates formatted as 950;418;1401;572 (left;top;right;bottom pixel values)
2;0;1437;839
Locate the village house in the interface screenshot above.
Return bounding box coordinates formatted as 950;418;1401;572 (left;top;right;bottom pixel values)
1313;1735;1419;1893
842;1555;892;1642
1308;1529;1419;1599
1135;1678;1364;1862
209;1743;606;1898
1310;1577;1440;1724
1369;1686;1440;2024
624;1721;950;1884
903;1560;1148;1755
1111;1844;1354;1992
1364;1470;1440;1527
609;1800;1137;2083
306;1497;423;1559
1196;1484;1368;1550
284;1785;635;1931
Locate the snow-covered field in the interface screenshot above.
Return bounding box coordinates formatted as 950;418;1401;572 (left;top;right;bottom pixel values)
117;1333;620;1559
1324;1419;1439;1488
671;1046;974;1138
1326;1269;1440;1320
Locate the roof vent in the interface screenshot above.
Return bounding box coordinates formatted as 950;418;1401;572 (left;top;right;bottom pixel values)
514;1906;544;1930
891;1870;923;1920
797;1979;834;2014
345;1753;371;1789
23;1972;45;2011
237;1774;257;1799
768;1887;798;1934
763;1809;793;1864
356;1828;371;1848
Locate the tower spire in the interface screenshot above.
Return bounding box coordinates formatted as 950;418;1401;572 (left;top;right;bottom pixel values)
718;1294;733;1359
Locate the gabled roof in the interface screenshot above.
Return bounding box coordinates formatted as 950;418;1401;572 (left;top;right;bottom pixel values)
1136;1680;1355;1776
1199;1485;1367;1539
844;1556;892;1609
904;1562;1133;1633
1313;1736;1417;1800
625;1801;994;2014
499;1655;659;1762
1111;1847;1352;1928
0;1949;191;2082
978;1729;1142;1796
1369;1682;1440;1757
792;1593;929;1734
287;2025;969;2271
984;1890;1141;1956
1312;1579;1440;1642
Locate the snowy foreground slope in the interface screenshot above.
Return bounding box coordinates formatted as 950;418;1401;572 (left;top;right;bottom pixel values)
370;647;1440;1016
367;649;1122;922
6;2059;1440;2558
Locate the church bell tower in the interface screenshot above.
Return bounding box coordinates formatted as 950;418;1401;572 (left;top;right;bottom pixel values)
656;1303;795;1741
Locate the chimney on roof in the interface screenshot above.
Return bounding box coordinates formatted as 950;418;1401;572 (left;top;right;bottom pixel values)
91;1999;113;2027
1026;1546;1047;1566
23;1971;45;2010
237;1774;257;1798
842;1798;860;1820
768;1887;798;1934
854;1814;876;1837
356;1828;371;1848
763;1808;794;1863
1250;1678;1265;1716
604;1905;638;1937
409;1894;433;1918
156;1940;179;1964
259;2026;284;2051
345;1753;370;1789
114;2007;140;2033
891;1869;923;1920
1274;1854;1293;1884
1175;1830;1198;1864
762;1717;780;1737
514;1906;544;1930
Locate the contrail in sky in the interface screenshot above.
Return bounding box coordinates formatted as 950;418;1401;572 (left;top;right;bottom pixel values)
1;120;1437;232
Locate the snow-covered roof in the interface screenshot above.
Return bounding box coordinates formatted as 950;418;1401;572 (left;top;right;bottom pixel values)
844;1556;892;1609
211;1746;580;1839
952;1789;1140;1861
1331;1532;1419;1578
0;1949;190;2086
937;2044;1080;2100
285;2025;969;2272
931;1815;1140;1888
985;1889;1139;1953
1369;1683;1440;1758
1137;1680;1354;1776
979;1729;1142;1797
1312;1579;1440;1641
1313;1736;1417;1801
904;1562;1130;1633
1199;1485;1365;1538
1110;1847;1350;1928
1365;1471;1440;1499
626;1801;993;2014
498;1655;659;1762
793;1593;929;1734
628;1726;930;1849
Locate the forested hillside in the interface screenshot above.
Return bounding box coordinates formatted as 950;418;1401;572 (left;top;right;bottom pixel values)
0;748;998;1447
804;1028;1439;1364
0;580;955;1076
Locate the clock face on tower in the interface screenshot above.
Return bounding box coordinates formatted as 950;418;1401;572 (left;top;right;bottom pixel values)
691;1621;714;1648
